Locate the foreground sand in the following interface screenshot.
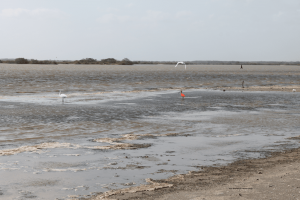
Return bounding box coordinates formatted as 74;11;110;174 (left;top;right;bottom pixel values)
88;144;300;200
85;86;299;200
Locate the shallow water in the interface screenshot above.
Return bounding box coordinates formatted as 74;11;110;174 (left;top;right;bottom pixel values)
0;64;299;199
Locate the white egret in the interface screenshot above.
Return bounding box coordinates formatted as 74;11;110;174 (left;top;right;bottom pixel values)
292;89;296;92
175;62;186;70
59;90;67;102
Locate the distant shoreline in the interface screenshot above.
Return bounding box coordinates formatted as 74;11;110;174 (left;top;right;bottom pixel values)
0;58;299;65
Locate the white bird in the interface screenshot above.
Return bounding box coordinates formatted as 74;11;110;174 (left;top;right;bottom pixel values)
175;62;186;70
59;90;67;102
292;89;296;92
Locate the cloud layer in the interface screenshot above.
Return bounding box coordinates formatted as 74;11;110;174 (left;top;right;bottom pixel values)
0;0;299;61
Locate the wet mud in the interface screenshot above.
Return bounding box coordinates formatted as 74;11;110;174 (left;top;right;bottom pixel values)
92;147;300;200
90;178;173;200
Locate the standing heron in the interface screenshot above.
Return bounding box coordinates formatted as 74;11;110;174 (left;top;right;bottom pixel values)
175;62;187;70
59;90;67;102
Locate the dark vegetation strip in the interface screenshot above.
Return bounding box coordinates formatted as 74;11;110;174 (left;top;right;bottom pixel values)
0;58;299;65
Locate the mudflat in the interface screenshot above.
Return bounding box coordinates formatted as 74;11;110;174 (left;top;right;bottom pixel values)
0;64;299;199
83;64;300;200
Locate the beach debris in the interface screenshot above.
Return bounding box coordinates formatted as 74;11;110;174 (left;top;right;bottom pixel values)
93;133;190;145
43;168;87;172
93;133;189;150
89;143;151;150
121;182;136;186
108;162;118;166
91;178;173;200
0;142;81;156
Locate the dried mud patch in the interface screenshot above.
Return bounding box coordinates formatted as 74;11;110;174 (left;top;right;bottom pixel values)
103;164;150;170
155;169;178;174
287;135;300;140
26;179;60;187
89;143;151;150
94;133;191;144
38;161;86;169
92;133;190;151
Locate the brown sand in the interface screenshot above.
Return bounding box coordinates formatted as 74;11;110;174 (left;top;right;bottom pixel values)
88;146;300;200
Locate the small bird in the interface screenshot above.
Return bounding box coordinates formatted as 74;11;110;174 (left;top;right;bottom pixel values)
242;80;244;88
59;90;67;102
180;90;185;98
292;89;296;92
175;62;187;70
240;65;243;69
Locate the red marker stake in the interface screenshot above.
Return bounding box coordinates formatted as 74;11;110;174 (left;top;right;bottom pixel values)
181;90;185;98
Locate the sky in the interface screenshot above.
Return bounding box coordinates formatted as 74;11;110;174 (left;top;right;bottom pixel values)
0;0;299;61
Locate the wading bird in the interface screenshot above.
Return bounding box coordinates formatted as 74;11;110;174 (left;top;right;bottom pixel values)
175;62;186;70
292;89;296;92
181;90;185;98
59;90;67;102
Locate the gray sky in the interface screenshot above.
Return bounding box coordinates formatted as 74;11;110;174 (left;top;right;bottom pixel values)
0;0;299;61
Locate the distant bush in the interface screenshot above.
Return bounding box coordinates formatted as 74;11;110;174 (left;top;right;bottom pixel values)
80;58;97;63
0;60;2;63
1;60;15;64
72;58;134;65
118;58;134;65
101;58;117;64
15;58;29;64
30;59;40;64
30;59;57;65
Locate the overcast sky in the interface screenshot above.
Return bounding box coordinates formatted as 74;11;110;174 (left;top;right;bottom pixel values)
0;0;299;61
